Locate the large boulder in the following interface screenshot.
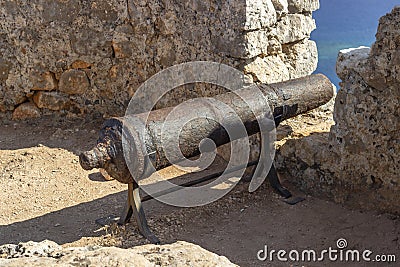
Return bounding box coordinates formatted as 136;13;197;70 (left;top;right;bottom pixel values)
0;240;238;267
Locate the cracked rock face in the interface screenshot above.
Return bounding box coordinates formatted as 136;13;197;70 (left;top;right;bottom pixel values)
0;240;238;267
0;240;62;259
0;0;318;119
276;6;400;214
331;6;400;205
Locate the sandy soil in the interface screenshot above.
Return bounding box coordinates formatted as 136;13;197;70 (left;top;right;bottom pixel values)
0;115;399;266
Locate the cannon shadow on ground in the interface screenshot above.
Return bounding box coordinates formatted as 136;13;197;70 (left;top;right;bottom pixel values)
0;161;235;245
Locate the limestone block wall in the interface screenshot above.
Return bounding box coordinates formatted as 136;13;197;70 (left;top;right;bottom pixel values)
0;0;319;119
277;7;400;213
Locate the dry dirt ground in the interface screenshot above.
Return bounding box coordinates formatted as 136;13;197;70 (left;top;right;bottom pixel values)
0;115;399;266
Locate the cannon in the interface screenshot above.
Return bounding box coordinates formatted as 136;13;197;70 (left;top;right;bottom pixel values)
80;74;334;244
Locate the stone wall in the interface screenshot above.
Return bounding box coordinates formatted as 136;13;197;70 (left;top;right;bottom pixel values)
277;7;400;214
0;0;319;119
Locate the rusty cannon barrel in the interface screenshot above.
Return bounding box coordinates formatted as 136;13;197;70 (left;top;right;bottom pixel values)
80;74;334;184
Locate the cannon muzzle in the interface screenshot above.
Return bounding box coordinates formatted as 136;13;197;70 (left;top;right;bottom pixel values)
79;149;102;170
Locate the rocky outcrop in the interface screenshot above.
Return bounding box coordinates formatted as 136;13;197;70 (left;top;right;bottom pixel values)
276;6;400;213
0;0;318;119
0;240;237;266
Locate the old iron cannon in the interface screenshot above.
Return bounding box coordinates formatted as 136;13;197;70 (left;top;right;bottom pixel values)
79;74;334;244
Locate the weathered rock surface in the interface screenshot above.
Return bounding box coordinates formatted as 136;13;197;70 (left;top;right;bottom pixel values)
276;6;400;214
0;240;62;259
271;0;288;18
58;69;90;95
0;240;237;267
30;71;57;91
287;0;320;13
276;14;316;44
0;0;319;118
11;102;41;120
33;91;70;111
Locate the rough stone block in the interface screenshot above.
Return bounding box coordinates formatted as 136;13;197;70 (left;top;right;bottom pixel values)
287;0;319;13
30;72;57;91
58;69;89;95
282;39;318;79
244;30;269;58
11;102;41;120
245;0;277;30
71;60;92;69
276;14;316;44
244;55;290;83
33;91;70;111
271;0;289;18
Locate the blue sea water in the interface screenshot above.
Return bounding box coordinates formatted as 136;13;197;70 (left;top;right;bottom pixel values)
310;0;399;87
